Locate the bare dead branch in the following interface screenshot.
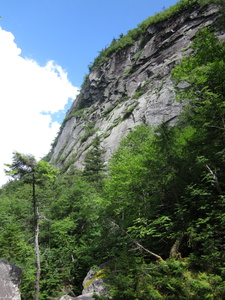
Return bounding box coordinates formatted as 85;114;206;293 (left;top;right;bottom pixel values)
110;220;164;261
205;164;222;194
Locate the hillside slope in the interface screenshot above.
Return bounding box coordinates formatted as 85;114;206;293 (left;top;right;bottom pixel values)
49;1;223;171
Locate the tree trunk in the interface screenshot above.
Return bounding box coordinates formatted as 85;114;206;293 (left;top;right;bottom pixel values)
169;233;184;260
33;175;41;300
34;217;40;300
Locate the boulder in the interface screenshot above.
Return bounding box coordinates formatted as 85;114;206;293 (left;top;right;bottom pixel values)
75;293;96;299
60;265;110;300
0;260;22;300
59;293;95;300
59;295;76;300
82;268;109;296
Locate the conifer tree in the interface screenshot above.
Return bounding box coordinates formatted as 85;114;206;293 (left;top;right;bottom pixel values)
83;135;105;186
5;152;58;300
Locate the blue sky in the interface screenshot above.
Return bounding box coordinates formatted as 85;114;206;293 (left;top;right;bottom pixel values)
0;0;179;185
1;0;179;87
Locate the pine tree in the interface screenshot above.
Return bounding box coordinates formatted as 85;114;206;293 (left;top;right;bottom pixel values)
83;135;105;186
5;152;58;300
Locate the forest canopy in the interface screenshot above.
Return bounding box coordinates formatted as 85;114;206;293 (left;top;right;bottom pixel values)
1;26;225;300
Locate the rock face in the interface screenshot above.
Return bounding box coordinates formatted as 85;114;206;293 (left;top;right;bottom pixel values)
59;266;110;300
81;267;109;298
50;2;223;171
0;260;22;300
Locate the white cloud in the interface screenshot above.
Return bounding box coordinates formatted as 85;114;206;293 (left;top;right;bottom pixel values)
0;27;80;186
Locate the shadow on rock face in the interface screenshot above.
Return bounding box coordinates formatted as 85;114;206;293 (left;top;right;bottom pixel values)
0;260;22;300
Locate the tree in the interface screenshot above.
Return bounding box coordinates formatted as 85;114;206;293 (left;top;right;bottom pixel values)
5;152;58;300
172;28;225;270
83;135;105;187
172;28;225;137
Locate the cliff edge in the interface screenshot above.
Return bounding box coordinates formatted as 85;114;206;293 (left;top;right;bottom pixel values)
49;1;223;171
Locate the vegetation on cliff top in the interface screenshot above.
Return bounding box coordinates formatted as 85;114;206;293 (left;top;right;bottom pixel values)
90;0;224;70
54;0;223;135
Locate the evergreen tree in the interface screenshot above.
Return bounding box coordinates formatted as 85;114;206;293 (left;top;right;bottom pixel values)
5;152;58;300
83;135;105;186
172;28;225;271
1;27;225;300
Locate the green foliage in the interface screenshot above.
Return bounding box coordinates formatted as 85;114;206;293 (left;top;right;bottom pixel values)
81;74;89;89
106;257;225;300
90;0;223;70
1;27;225;300
123;102;139;119
35;161;59;183
103;96;130;118
83;135;106;188
5;152;36;180
98;29;225;298
107;117;123;130
173;28;225;101
64;108;87;123
132;90;144;99
5;152;58;184
80;122;98;143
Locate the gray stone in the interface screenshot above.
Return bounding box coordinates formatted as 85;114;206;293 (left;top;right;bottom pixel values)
75;293;96;299
59;295;76;300
60;266;111;300
82;268;109;296
59;293;96;300
49;3;224;172
0;260;22;300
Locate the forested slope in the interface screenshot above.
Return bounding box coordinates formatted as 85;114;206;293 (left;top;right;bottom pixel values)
1;0;225;299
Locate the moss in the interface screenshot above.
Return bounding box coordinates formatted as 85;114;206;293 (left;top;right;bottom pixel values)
88;106;98;115
119;96;130;103
123;102;139;119
133;90;144;99
123;67;134;77
103;132;111;139
84;269;107;289
134;49;143;60
108;117;123;130
63;108;87;124
84;279;93;289
80;122;98;143
103;104;117;117
103;96;130;118
80;129;98;143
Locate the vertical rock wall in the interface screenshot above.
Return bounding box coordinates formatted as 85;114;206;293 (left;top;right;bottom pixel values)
49;3;223;171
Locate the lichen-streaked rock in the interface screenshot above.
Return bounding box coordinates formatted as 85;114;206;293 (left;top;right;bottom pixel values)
0;260;22;300
50;3;223;171
59;265;110;300
82;267;109;297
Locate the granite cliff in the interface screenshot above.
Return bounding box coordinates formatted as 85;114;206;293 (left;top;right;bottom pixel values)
49;1;223;171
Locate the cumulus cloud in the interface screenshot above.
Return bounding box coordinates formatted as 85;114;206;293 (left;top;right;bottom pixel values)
0;27;79;186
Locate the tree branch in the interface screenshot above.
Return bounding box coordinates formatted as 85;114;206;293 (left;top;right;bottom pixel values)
205;164;222;194
110;220;164;261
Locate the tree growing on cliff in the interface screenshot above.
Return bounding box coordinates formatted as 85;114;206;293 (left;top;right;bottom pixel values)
83;135;106;188
170;28;225;270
